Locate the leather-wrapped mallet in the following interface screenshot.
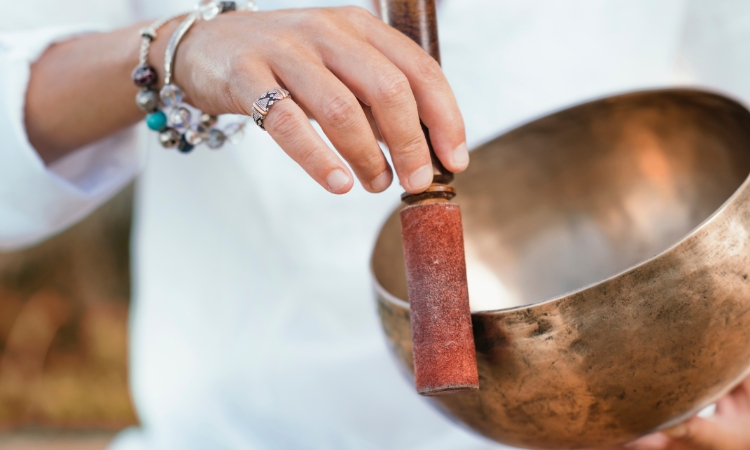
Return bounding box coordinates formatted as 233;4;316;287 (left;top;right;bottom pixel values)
379;0;479;396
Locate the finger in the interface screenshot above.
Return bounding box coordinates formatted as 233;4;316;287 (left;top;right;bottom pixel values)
321;39;432;193
345;7;468;172
273;55;393;193
663;417;740;450
236;73;354;194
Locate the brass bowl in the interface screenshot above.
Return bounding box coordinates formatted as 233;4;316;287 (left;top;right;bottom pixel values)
371;90;750;449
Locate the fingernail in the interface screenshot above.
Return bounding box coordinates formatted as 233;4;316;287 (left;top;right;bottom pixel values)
326;169;349;192
452;142;469;169
370;169;392;192
662;423;687;438
408;164;433;191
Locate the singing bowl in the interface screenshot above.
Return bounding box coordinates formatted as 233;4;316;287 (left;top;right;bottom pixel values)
371;89;750;449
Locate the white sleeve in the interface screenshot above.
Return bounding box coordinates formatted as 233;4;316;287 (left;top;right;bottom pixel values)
0;25;145;250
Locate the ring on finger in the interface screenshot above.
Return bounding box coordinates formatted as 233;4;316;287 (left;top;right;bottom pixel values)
251;88;291;130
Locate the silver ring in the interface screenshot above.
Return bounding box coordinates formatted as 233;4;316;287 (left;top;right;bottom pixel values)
251;88;291;130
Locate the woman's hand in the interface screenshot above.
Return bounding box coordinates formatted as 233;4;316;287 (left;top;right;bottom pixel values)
601;377;750;450
171;6;468;194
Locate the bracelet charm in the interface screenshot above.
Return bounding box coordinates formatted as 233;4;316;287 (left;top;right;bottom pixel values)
146;111;168;131
132;65;158;88
159;83;183;107
136;90;159;112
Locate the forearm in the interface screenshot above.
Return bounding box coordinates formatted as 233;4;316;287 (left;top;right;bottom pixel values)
25;19;179;164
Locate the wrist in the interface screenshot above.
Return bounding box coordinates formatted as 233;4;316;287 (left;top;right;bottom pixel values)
169;11;255;115
135;6;251;153
166;14;221;114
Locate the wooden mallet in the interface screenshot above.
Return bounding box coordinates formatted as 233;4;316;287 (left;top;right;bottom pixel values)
379;0;479;396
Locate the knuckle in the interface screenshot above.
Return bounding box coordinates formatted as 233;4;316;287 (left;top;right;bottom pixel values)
322;95;359;129
294;9;326;33
340;5;373;23
306;8;338;30
376;72;412;106
296;144;321;169
343;5;370;16
415;54;444;85
397;133;428;160
353;150;385;175
266;105;298;136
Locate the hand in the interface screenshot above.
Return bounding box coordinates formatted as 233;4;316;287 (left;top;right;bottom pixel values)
601;377;750;450
172;7;468;194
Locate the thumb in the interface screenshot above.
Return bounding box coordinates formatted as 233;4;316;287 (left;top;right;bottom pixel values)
662;417;737;450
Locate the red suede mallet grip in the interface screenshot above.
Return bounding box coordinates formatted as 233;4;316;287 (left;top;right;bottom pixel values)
400;203;478;395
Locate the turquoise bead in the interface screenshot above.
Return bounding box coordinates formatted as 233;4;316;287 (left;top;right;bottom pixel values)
146;111;167;131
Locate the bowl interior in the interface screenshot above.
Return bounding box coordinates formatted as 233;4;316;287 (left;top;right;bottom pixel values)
373;90;750;311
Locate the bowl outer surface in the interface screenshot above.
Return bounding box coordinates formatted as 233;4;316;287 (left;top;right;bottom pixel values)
372;90;750;448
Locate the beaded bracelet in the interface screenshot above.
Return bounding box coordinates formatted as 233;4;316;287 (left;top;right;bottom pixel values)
132;1;257;153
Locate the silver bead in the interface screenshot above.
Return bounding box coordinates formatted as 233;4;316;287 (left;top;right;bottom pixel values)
206;129;226;149
160;83;183;107
159;128;180;148
185;125;205;146
170;107;192;129
200;113;218;128
136;89;159;112
199;2;221;20
224;121;246;145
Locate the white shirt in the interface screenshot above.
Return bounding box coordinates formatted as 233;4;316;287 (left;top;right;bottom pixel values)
2;1;749;449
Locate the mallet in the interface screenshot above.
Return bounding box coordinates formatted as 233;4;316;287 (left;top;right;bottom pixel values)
380;0;479;396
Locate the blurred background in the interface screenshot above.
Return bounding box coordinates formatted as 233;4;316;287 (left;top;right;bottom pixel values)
0;187;137;449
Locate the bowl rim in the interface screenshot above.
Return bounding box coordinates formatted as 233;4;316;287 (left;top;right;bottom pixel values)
370;87;750;315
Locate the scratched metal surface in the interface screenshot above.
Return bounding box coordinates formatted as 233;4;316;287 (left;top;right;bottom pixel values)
371;90;750;448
